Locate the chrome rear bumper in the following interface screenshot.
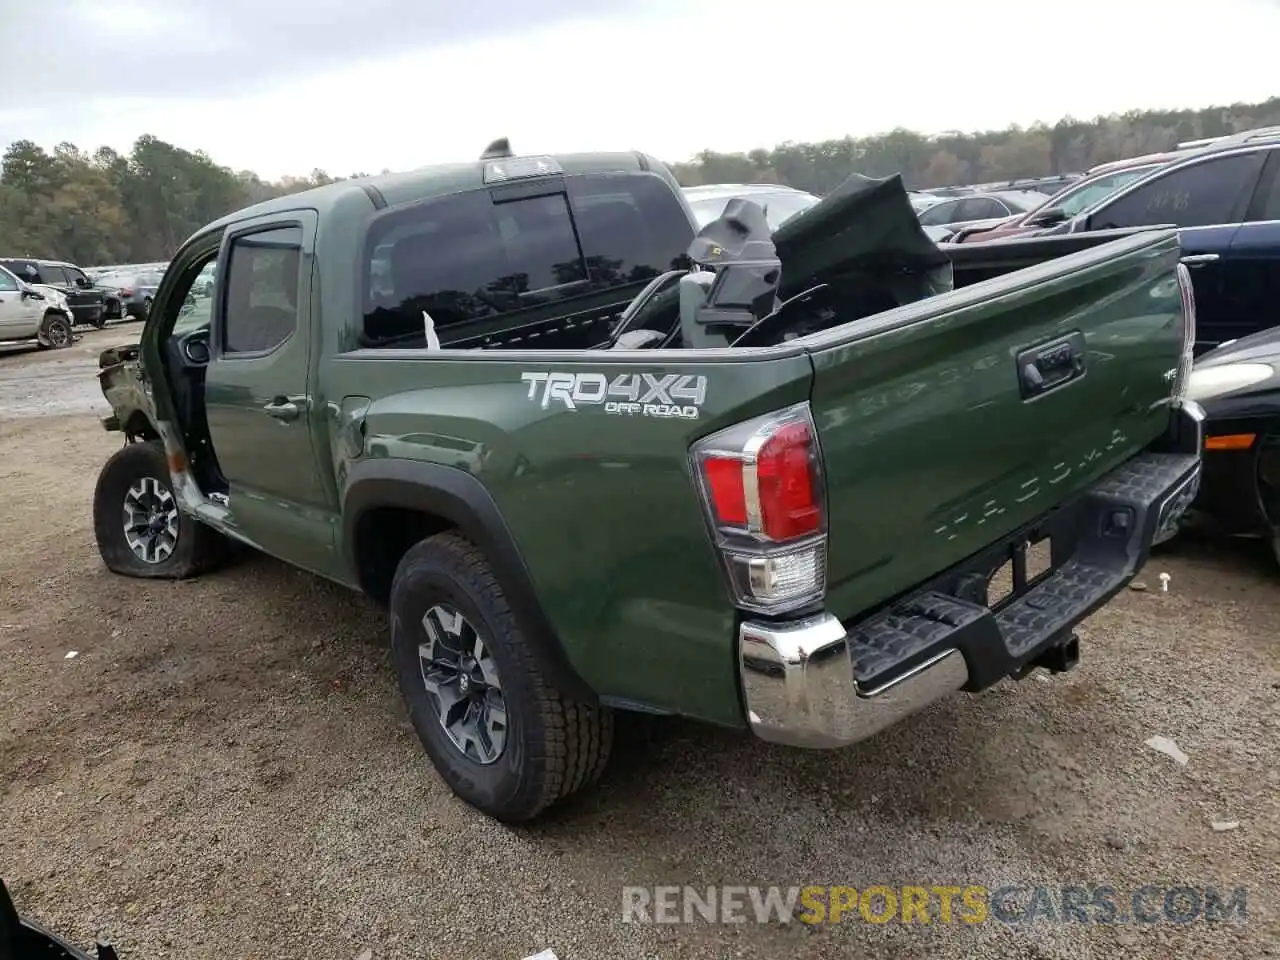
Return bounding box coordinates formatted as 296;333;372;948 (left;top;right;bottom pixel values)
740;614;969;748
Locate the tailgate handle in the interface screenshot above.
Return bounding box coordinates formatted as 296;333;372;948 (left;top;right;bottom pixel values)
1017;331;1086;400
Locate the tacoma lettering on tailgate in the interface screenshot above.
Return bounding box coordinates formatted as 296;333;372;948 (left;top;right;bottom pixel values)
933;428;1130;542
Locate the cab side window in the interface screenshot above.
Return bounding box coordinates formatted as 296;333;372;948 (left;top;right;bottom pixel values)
918;199;962;226
1090;153;1263;229
221;226;303;355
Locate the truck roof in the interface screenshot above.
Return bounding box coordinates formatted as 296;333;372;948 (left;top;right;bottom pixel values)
204;149;670;231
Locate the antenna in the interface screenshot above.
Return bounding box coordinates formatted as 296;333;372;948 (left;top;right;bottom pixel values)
481;137;514;160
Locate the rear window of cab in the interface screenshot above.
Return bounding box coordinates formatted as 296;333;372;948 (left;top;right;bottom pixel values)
361;173;694;344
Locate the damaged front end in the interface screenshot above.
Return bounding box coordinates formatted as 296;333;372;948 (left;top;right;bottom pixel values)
1;878;120;959
96;342;154;438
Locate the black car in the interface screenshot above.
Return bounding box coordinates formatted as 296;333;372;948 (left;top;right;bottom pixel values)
1182;326;1280;566
0;257;108;328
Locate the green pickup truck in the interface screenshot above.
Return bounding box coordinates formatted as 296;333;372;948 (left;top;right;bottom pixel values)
93;145;1204;822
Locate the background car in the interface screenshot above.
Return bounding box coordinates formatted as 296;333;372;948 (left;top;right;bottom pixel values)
0;264;75;348
1181;327;1280;568
916;174;1081;202
952;160;1171;243
914;189;1054;233
682;183;822;231
193;262;215;297
1042;127;1280;353
0;257;106;328
96;269;165;320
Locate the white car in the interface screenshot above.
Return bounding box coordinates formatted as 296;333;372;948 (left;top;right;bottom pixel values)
683;183;822;231
908;191;943;213
0;264;75;348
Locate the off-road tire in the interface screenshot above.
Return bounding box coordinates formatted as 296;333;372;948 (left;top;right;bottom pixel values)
37;312;72;350
93;441;225;579
140;296;152;321
389;532;612;822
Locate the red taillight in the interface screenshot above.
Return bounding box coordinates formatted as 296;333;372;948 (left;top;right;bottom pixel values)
756;420;821;540
119;287;134;297
704;456;747;526
691;403;827;613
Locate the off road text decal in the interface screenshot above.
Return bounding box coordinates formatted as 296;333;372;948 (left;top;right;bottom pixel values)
521;372;707;420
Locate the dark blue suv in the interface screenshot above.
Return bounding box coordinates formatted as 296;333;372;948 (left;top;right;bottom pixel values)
1051;127;1280;354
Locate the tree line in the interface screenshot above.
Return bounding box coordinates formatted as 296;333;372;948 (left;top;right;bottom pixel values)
3;96;1278;268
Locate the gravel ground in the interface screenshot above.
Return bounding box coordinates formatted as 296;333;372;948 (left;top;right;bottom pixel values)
1;328;1278;960
0;327;118;418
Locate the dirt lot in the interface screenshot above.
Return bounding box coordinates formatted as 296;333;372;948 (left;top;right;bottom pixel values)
1;328;1278;959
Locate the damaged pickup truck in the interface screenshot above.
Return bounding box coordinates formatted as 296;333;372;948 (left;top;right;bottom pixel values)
93;145;1204;822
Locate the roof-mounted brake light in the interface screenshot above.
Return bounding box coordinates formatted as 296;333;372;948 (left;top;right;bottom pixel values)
482;155;564;184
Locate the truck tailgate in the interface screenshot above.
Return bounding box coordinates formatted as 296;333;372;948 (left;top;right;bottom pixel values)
802;228;1188;619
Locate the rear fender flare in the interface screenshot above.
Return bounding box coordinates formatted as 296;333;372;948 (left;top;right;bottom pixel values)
342;458;597;704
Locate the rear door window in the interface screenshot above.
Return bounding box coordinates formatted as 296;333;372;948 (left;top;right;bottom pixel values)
1089;152;1266;229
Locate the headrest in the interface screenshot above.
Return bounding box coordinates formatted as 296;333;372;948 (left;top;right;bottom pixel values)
687;199;776;268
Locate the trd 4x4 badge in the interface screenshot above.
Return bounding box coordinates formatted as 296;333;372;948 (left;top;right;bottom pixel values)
521;371;707;420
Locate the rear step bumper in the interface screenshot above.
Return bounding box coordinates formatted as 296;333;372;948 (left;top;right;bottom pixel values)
739;415;1203;749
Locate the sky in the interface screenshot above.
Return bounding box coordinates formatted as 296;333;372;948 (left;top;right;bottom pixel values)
2;0;1279;180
